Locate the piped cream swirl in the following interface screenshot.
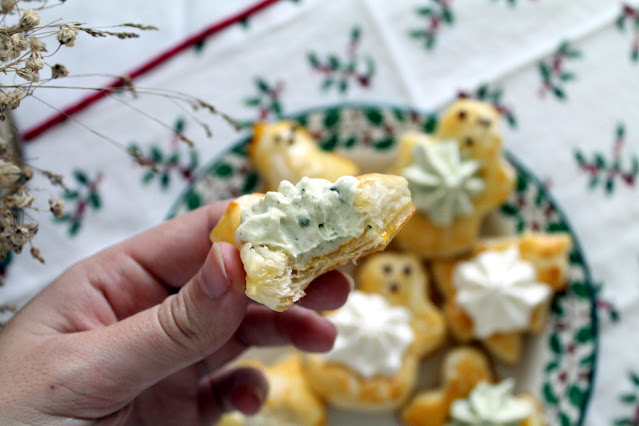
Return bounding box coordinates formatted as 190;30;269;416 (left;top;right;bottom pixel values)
400;140;484;226
448;379;533;425
323;290;414;378
453;247;551;338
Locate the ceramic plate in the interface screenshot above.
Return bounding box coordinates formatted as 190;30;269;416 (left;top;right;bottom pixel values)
168;103;597;426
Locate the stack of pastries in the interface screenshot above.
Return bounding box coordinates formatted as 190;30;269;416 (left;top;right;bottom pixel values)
213;99;570;425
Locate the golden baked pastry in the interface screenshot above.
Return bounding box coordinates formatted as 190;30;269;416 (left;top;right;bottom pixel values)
210;174;415;311
431;232;572;364
218;355;326;426
302;252;446;412
390;99;515;258
401;347;545;426
249;121;360;192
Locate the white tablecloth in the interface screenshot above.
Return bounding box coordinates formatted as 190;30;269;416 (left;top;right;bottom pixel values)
4;1;639;424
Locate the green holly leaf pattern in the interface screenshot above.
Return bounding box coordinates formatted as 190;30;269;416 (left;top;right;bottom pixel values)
571;282;592;299
214;162;234;178
409;0;455;51
549;332;563;354
320;134;339;151
568;385;586;409
242;172;260;194
308;26;375;94
373;137;394;151
56;170;104;237
323;109;340;128
575;122;637;194
74;170;89;184
559;412;572;426
365;108;383;126
538;41;581;100
185;189;201;211
543;382;560;405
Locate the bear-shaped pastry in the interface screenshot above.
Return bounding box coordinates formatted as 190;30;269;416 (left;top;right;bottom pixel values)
302;252;446;412
218;355;326;426
249;121;360;191
390;99;515;258
401;346;545;426
431;232;572;365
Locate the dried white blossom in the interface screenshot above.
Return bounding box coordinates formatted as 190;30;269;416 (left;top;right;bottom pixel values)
29;37;47;52
16;67;39;82
1;0;16;12
6;190;34;208
10;226;31;251
57;24;78;47
25;52;44;71
0;90;24;109
0;159;21;186
51;63;69;79
20;9;40;28
30;247;44;263
20;166;33;181
23;222;38;237
0;210;13;227
48;196;65;218
4;33;28;60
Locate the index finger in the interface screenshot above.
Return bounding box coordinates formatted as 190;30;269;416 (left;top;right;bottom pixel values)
120;200;231;289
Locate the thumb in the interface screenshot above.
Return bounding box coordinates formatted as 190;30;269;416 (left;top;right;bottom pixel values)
81;242;248;396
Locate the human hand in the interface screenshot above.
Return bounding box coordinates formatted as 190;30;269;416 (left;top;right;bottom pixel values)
0;201;351;425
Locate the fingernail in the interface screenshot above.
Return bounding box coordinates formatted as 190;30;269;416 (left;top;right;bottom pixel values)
231;385;263;415
200;243;231;299
212;242;228;281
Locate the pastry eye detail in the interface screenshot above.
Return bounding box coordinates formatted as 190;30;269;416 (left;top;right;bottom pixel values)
388;282;400;293
403;265;412;276
383;264;392;274
457;110;467;121
478;117;492;127
465;137;474;147
274;134;283;144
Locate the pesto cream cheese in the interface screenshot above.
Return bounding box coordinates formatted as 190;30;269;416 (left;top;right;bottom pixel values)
401;140;484;226
236;176;365;264
448;379;533;426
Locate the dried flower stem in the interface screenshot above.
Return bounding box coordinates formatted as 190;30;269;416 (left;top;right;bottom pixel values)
105;93;195;147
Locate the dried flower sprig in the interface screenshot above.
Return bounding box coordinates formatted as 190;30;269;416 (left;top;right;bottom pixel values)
0;157;45;261
0;1;242;267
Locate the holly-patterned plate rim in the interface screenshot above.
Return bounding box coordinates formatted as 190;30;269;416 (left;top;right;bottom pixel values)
504;152;598;426
167;102;598;426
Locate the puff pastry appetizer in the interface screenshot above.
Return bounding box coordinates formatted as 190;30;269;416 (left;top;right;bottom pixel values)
250;121;360;192
302;252;446;412
431;232;572;364
218;355;326;426
402;347;545;426
210;174;415;311
391;99;515;258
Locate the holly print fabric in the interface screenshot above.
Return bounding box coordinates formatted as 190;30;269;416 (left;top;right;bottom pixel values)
4;0;639;425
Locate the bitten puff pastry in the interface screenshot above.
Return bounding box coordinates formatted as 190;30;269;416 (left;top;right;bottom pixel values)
218;355;326;426
431;232;572;364
210;174;415;311
390;99;515;258
249;121;360;192
401;347;545;426
302;252;446;412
